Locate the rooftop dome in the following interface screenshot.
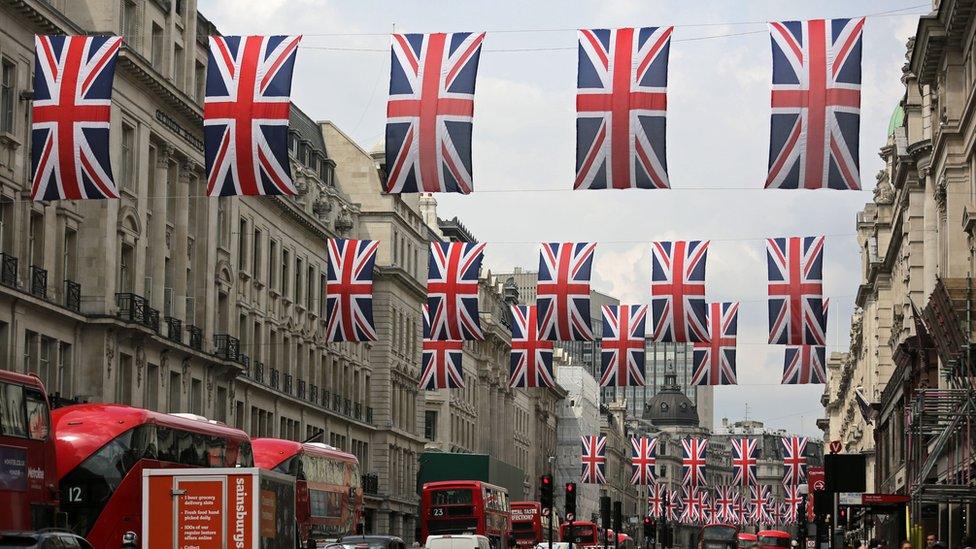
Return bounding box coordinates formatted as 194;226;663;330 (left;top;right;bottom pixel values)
887;104;905;137
643;371;699;427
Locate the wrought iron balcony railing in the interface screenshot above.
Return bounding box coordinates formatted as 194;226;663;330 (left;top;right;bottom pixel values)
240;354;250;377
214;334;240;361
29;265;47;298
366;407;373;425
165;317;183;343
270;368;280;390
354;402;362;421
254;361;265;384
361;473;379;495
283;373;293;395
297;379;306;399
309;384;319;405
64;280;81;312
186;325;203;350
343;398;351;416
333;393;342;412
0;253;17;287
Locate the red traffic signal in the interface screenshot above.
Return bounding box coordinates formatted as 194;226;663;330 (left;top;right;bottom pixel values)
542;475;552;486
566;482;575;493
643;516;652;525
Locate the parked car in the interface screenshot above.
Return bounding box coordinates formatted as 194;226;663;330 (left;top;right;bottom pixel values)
0;530;93;549
426;534;493;549
338;535;408;549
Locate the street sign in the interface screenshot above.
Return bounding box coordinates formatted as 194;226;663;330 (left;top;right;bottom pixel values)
566;512;575;521
808;467;825;491
829;441;841;454
838;492;861;505
542;507;550;516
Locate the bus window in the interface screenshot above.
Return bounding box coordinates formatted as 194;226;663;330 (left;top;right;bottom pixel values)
235;441;253;467
0;382;26;437
430;489;473;505
206;436;227;466
155;427;177;462
25;389;49;440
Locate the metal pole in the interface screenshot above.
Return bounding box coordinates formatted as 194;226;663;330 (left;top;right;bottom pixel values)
548;457;554;549
567;520;573;549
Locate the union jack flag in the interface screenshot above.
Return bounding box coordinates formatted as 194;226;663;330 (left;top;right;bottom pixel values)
204;35;301;197
782;436;808;485
767;236;826;345
427;242;485;341
420;305;464;389
664;488;681;522
766;18;864;190
581;435;607;484
601;305;647;387
651;241;709;343
385;32;485;194
730;438;759;489
681;437;707;488
782;345;827;384
31;35;122;201
714;486;736;523
325;239;380;342
575;27;672;190
680;488;707;524
647;483;665;517
750;485;773;524
537;242;597;341
783;484;802;523
629;436;657;485
769;499;783;524
509;305;555;388
733;493;747;525
692;302;738;385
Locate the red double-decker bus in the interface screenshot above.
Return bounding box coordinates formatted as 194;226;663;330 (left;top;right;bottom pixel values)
560;521;600;547
510;501;559;547
52;405;252;548
252;438;363;543
0;370;57;532
420;480;512;548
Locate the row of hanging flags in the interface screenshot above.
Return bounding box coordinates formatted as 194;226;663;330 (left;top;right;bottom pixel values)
326;238;830;390
583;435;809;524
30;16;865;199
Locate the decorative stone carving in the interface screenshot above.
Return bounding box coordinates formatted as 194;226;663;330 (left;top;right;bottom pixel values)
136;346;146;388
105;332;115;378
181;358;191;391
935;178;948;217
312;196;332;218
335;208;353;234
874;170;895;204
850;307;864;356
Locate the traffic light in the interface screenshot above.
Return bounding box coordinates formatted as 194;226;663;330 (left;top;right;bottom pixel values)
642;517;654;540
565;482;576;519
612;501;622;534
600;496;611;530
540;475;553;509
797;494;808;536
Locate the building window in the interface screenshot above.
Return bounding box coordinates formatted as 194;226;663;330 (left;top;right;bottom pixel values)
151;23;164;70
194;61;205;103
0;196;13;254
269;240;278;290
319;272;327;315
306;265;314;310
145;363;159;410
0;58;14;135
173;44;185;89
424;411;437;441
119;243;134;293
217;200;228;247
191;378;202;415
39;337;53;390
117;354;133;405
23;331;37;374
28;213;43;268
295;257;303;304
121;0;138;41
237;217;247;272
120;122;135;192
252;228;262;280
282;249;290;298
168;371;181;412
57;342;72;396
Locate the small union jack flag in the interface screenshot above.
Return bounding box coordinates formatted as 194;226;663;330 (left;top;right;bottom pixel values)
581;435;607;484
420;305;464;390
769;498;783;525
204;35;301;197
782;436;808;486
601;305;647;387
537;242;597;341
681;487;708;524
681;437;707;488
651;240;709;343
31;35;123;201
767;236;826;345
326;239;380;342
575;27;673;190
733;493;746;525
509;305;555;388
714;485;736;523
427;242;485;341
750;485;773;524
629;436;657;485
664;488;681;522
692;302;738;385
766;18;864;190
647;483;665;517
783;484;802;523
731;437;759;489
782;345;827;384
385;32;485;194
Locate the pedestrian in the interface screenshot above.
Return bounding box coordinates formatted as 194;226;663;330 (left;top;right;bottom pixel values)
925;533;936;548
900;541;911;549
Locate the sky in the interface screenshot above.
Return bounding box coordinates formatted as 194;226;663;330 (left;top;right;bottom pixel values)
198;0;928;437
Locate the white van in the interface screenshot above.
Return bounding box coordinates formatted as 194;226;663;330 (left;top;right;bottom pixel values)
425;535;492;549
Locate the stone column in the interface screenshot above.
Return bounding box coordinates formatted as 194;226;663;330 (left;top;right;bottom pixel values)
171;158;193;321
147;143;172;309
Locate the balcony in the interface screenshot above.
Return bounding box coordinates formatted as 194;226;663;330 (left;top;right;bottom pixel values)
361;473;379;495
254;361;265;384
29;265;47;298
165;317;183;343
297;379;306;399
64;280;81;312
186;325;203;350
213;334;240;361
270;368;280;390
283;373;293;395
309;384;319;405
240;354;250;377
366;407;373;424
333;393;342;412
116;293;159;332
146;308;160;332
323;391;333;410
343;398;351;416
354;402;362;421
1;253;16;287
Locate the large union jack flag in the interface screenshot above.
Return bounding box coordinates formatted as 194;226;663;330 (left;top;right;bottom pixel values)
783;484;802;523
766;18;864;190
782;345;827;384
385;32;485;194
629;436;657;485
680;488;707;524
651;241;709;343
575;27;673;190
601;305;647;387
509;305;555;388
204;35;301;197
427;242;485;341
420;305;464;390
714;486;736;523
31;35;122;201
325;239;380;342
750;485;773;524
647;483;665;517
682;437;708;488
731;437;759;489
767;236;826;345
581;435;607;484
537;242;597;341
692;302;738;385
782;436;808;486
